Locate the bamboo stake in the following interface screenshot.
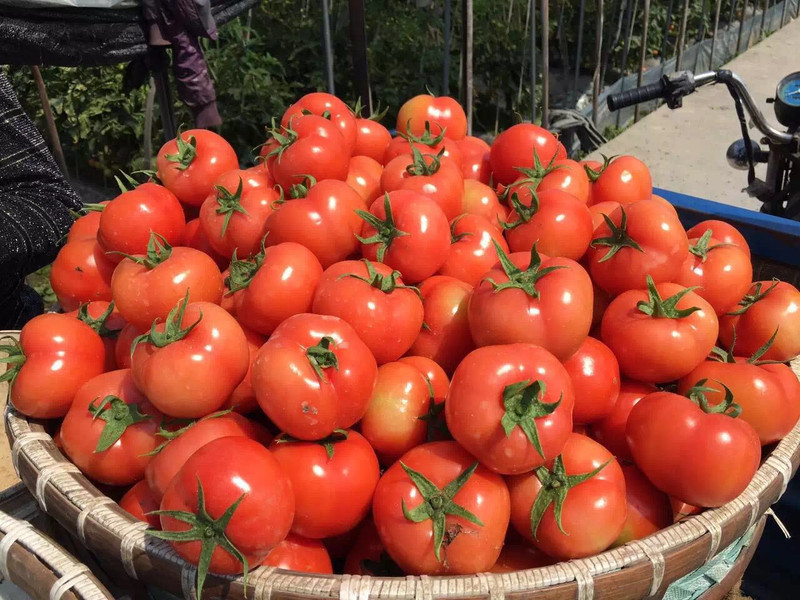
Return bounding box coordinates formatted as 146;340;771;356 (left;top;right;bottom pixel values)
462;0;473;133
572;0;586;104
592;0;604;126
531;0;538;123
443;0;452;95
709;0;723;68
322;0;335;95
675;0;690;69
736;0;748;55
634;0;650;123
541;0;550;129
31;66;68;177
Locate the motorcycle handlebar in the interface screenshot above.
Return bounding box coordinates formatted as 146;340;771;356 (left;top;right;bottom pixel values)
607;80;667;111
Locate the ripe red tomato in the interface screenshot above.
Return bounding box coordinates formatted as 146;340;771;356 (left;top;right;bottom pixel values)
396;95;467;141
382;134;463;169
585;198;689;295
489;124;560;186
270;121;349;190
489;543;554;573
462;179;507;228
398;355;450;401
226;242;323;336
346;155;383;205
408;276;474;374
65;300;126;371
68;203;107;242
588;200;621;229
312;260;424;364
114;322;142;370
626;390;760;507
503;186;593;260
438;214;508;286
372;441;510;575
199;169;277;259
262;533;333;573
131;299;249;418
97;183;185;262
446;343;574;474
265;179;364;268
592;155;652;206
282;92;357;155
457;136;491;184
222;327;264;414
590;380;656;462
50;238;114;311
119;480;161;529
601;278;718;382
686;219;751;258
145;412;270;501
60;369;162;485
156;129;239;207
674;230;753;315
251;313;377;440
270;430;379;538
2;314;105;418
155;437;294;597
468;246;593;361
613;464;672;546
671;498;702;522
354;118;392;163
536;159;591;204
111;235;223;330
562;336;620;424
343;519;402;575
719;280;800;361
358;191;450;284
360;361;433;465
381;151;464;220
182;218;228;269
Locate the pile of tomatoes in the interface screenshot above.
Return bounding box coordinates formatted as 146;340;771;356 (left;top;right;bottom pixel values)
4;91;800;596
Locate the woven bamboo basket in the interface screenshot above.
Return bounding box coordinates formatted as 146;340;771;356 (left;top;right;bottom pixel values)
2;336;799;600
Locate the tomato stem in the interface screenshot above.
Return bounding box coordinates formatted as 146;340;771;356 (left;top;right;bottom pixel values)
399;120;447;147
725;279;780;316
76;301;121;339
274;429;349;460
89;395;152;453
225;239;268;294
109;231;173;270
355;194;410;262
589;206;644;263
636;275;702;319
340;259;421;298
130;291;202;355
306;336;340;382
501;188;540;229
583;153;615;183
685;379;743;417
0;337;25;391
448;214;472;243
164;132;198;171
214;177;249;238
485;242;565;298
500;379;562;458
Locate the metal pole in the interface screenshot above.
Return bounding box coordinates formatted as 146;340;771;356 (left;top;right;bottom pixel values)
601;0;629;89
349;0;371;113
321;0;335;95
796;0;800;20
736;0;748;55
530;0;537;123
693;0;709;71
634;0;650;123
780;0;789;27
709;0;723;68
143;78;156;171
728;0;739;31
675;0;690;69
615;0;635;127
592;0;604;127
462;0;473;134
540;0;549;129
659;0;675;61
573;0;586;104
31;66;68;176
152;56;176;142
759;0;769;40
443;0;451;95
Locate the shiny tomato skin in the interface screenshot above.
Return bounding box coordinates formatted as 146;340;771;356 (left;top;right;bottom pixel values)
156;129;239;207
60;369;162;485
674;236;752;315
563;336;620;424
230;242;323;336
489;543;555;573
346;155;383;206
8;314;105;418
381;153;464;220
312;260;424;364
468;254;593;361
408;276;474;374
50;238;114;311
719;281;800;361
396;95;467;140
97;183;185;262
282;92;357;155
68;203;107;242
159;436;295;575
382;136;463;169
114;322;142;370
398;355;450;400
586;198;689;295
446;343;574;474
457;136;492;184
590;380;657;462
613;464;672;546
270;430;379;539
119;480;161;528
359;190;450;284
490;124;560;186
507;433;627;559
686;220;751;257
131;302;249;418
343;519;390;575
353;119;392;163
592;155;652;206
251;313;378;440
537;159;591;204
678;359;800;445
271;134;349;190
588;200;622;230
65;300;126;371
372;441;510;575
265;179;364;269
182;218;228;269
262;533;333;573
360;361;432;465
111;247;224;330
145;412;270;501
626;392;761;507
438;214;508;286
601;283;718;383
462;179;506;228
222;327;264;414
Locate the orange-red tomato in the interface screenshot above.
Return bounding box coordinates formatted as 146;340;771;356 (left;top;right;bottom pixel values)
346;155;383;205
119;480;161;529
457;136;492;184
592;155;652;206
396;94;468;141
50;238;114;311
438;214;508;287
262;533;333;573
613;464;672;546
686;219;751;258
381;152;464;220
353;119;392;163
462;179;507;228
562;336;620;424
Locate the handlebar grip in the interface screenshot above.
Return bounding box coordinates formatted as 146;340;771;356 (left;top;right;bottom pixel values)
607;79;667;111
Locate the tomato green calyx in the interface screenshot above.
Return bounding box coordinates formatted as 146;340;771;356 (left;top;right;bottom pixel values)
78;203;106;214
514;149;564;185
342;260;421;297
501;379;562;458
225;240;268;294
88;395;152;453
400;120;447;147
165;133;198;171
583;154;615;183
76;301;120;339
529;456;611;539
265;122;298;163
711;326;781;365
143;410;233;456
686;379;743;418
112;231;173;270
501;189;540;229
637;275;702;319
0;336;26;390
726;279;780;316
486;242;565;298
400;461;484;562
274;429;349;460
688;229;733;262
448;214;472;243
590;207;644;262
355;194;410;262
289;175;318;199
405;145;444;177
148;478;249;599
352;98;390;122
306;336;340;381
214;178;249;238
130;291;202;355
114;170;141;194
